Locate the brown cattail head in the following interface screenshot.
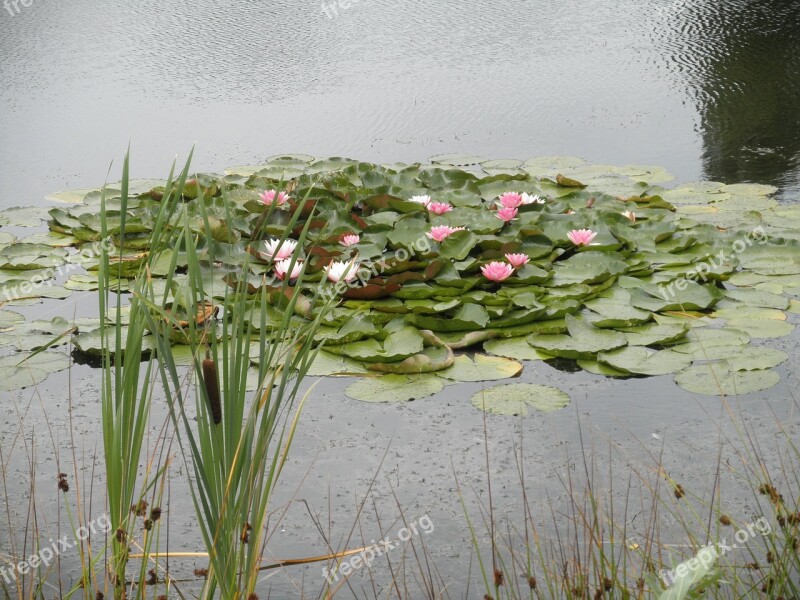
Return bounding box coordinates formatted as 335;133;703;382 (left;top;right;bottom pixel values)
202;358;222;425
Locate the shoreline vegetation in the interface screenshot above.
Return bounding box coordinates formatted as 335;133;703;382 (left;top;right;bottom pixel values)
0;151;798;598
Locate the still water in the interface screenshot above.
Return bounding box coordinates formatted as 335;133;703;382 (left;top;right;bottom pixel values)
1;0;798;207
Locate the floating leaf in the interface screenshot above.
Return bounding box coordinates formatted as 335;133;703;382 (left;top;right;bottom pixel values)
345;373;445;403
725;318;794;339
0;310;25;331
0;351;70;391
471;383;570;415
436;354;522;382
597;346;691;376
528;314;627;360
675;362;780;396
483;337;553;361
671;328;750;360
305;350;369;376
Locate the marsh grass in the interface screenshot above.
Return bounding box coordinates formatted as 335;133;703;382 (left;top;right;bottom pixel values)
456;396;800;600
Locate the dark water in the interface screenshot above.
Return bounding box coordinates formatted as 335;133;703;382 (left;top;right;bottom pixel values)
0;0;798;207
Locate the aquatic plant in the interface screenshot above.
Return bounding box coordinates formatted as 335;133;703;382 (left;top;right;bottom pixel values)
2;154;798;413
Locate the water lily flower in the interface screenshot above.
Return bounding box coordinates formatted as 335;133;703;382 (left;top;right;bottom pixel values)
481;261;514;282
521;192;545;205
259;189;290;207
567;229;598;246
263;238;297;261
409;195;432;206
621;210;636;223
274;258;303;281
498;192;524;209
427;201;453;215
325;260;359;283
340;234;360;247
495;206;518;222
426;225;466;242
505;253;530;268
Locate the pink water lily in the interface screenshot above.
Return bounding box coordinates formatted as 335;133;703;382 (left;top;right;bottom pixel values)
427;201;453;215
567;229;598;246
259;189;290;207
274;258;303;281
426;225;465;242
481;261;514;282
505;253;530;268
621;210;636;223
498;192;524;209
340;234;360;247
325;260;359;283
263;238;297;261
409;195;432;206
495;206;518;222
521;192;545;205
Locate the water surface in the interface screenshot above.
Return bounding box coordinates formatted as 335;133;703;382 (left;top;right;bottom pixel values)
1;0;797;206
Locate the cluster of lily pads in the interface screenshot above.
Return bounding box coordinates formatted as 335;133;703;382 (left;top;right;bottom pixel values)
0;154;798;414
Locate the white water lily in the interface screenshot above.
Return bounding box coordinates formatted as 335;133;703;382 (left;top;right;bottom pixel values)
263;238;298;261
521;192;545;205
408;195;432;206
325;260;359;283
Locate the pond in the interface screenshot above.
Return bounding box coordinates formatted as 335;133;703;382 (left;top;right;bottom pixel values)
0;1;799;598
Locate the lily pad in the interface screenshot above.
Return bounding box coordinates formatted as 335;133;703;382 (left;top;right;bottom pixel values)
674;362;780;396
597;346;691;376
471;383;570;416
724;318;794;339
306;350;370;376
528;314;628;360
436;354;523;382
0;351;70;391
345;373;445;403
483;337;553;361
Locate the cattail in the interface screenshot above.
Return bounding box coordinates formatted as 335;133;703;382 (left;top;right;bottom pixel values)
202;354;222;425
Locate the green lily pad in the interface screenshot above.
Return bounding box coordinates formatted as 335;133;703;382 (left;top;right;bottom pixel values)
483;337;553;361
674;362;780;396
0;244;67;270
597;346;691;376
306;350;370;376
345;373;445;403
724;318;794;339
671;328;750;360
0;317;73;351
725;346;788;371
436;354;523;382
576;359;629;377
471;383;570;416
616;322;688;346
723;289;789;310
0;351;70;391
528;314;627;360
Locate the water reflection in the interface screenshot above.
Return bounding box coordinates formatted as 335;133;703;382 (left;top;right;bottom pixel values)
663;0;800;192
